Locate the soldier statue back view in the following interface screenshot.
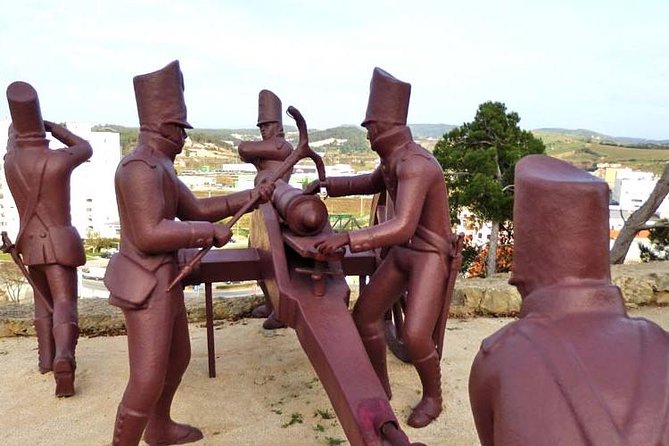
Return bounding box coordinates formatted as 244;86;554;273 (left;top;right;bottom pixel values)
469;155;669;446
4;81;92;397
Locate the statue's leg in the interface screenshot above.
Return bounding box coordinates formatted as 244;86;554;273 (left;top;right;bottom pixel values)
402;251;447;428
144;287;203;446
353;251;406;399
29;266;55;374
113;268;174;446
44;264;78;397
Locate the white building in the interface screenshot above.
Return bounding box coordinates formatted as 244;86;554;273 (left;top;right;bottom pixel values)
0;120;121;240
613;168;652;209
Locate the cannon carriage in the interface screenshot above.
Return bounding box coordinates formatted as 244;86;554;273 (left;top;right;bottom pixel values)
177;106;426;445
180;181;421;446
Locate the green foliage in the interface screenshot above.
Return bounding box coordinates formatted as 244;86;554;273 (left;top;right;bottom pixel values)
84;231;119;254
639;220;669;262
434;101;546;224
281;412;304;428
92;124;138;155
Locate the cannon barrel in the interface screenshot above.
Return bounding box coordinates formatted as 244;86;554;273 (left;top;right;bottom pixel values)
272;180;328;236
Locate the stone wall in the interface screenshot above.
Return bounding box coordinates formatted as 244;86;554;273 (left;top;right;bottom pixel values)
451;261;669;317
0;261;667;337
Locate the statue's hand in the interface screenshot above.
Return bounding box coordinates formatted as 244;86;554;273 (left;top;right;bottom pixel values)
254;180;275;203
303;179;325;195
314;232;349;255
213;225;233;248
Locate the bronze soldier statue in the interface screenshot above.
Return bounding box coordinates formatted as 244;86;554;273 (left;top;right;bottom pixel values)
238;89;293;329
469;155;669;445
104;61;273;446
312;68;453;428
4;81;91;397
238;89;293;185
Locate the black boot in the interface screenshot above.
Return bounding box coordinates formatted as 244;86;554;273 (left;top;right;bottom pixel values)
407;351;442;428
112;404;149;446
34;317;55;374
52;322;78;397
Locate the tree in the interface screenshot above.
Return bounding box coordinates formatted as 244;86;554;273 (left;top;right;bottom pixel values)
434;101;545;277
610;163;669;264
639;219;669;262
0;261;27;303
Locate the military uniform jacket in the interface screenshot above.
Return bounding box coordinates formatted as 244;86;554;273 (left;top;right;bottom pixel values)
469;285;669;446
107;133;254;307
238;135;293;185
326;126;451;254
4;138;91;266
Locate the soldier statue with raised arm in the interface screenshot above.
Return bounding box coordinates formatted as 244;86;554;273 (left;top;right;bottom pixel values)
4;81;92;397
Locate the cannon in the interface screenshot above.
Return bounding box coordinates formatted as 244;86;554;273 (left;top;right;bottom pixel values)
178;107;421;446
179;181;419;446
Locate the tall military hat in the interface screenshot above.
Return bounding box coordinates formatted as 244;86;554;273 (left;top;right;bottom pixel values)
133;60;192;130
361;67;411;126
257;89;282;126
6;81;45;138
511;155;611;295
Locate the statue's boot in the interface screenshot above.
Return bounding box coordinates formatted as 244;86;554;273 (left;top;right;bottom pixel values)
251;303;271;318
112;404;149;446
52;322;78;397
407;351;442;428
143;380;203;445
34;317;55;374
361;333;392;399
262;311;286;330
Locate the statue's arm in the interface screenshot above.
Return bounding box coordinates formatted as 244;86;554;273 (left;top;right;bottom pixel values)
347;159;430;252
239;139;292;163
176;180;254;222
45;121;92;166
469;351;496;446
119;162;214;253
325;167;384;197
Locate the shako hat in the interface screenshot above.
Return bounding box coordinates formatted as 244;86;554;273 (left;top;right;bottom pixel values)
362;67;411;126
511;155;611;293
257;89;282;127
133;60;192;130
6;81;45;138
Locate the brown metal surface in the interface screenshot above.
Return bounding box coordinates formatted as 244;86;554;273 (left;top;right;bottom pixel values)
273;180;328;236
469;155;669;446
243;203;411;445
4;81;91;397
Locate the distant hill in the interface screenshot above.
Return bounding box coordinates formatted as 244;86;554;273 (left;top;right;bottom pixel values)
533;128;669;174
409;124;456;139
94;124;669;175
534;128;669;148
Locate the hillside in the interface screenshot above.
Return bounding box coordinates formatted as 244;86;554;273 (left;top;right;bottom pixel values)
533;129;669;174
94;124;669;175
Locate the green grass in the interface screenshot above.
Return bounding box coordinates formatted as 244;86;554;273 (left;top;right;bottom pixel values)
535;131;669;174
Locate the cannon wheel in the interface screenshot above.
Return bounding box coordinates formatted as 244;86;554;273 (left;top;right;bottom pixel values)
366;191;412;363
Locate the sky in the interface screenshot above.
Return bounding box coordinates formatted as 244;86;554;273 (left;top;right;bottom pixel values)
1;0;667;139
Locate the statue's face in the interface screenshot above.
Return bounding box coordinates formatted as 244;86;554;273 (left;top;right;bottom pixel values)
160;123;187;157
364;121;393;147
259;121;280;141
